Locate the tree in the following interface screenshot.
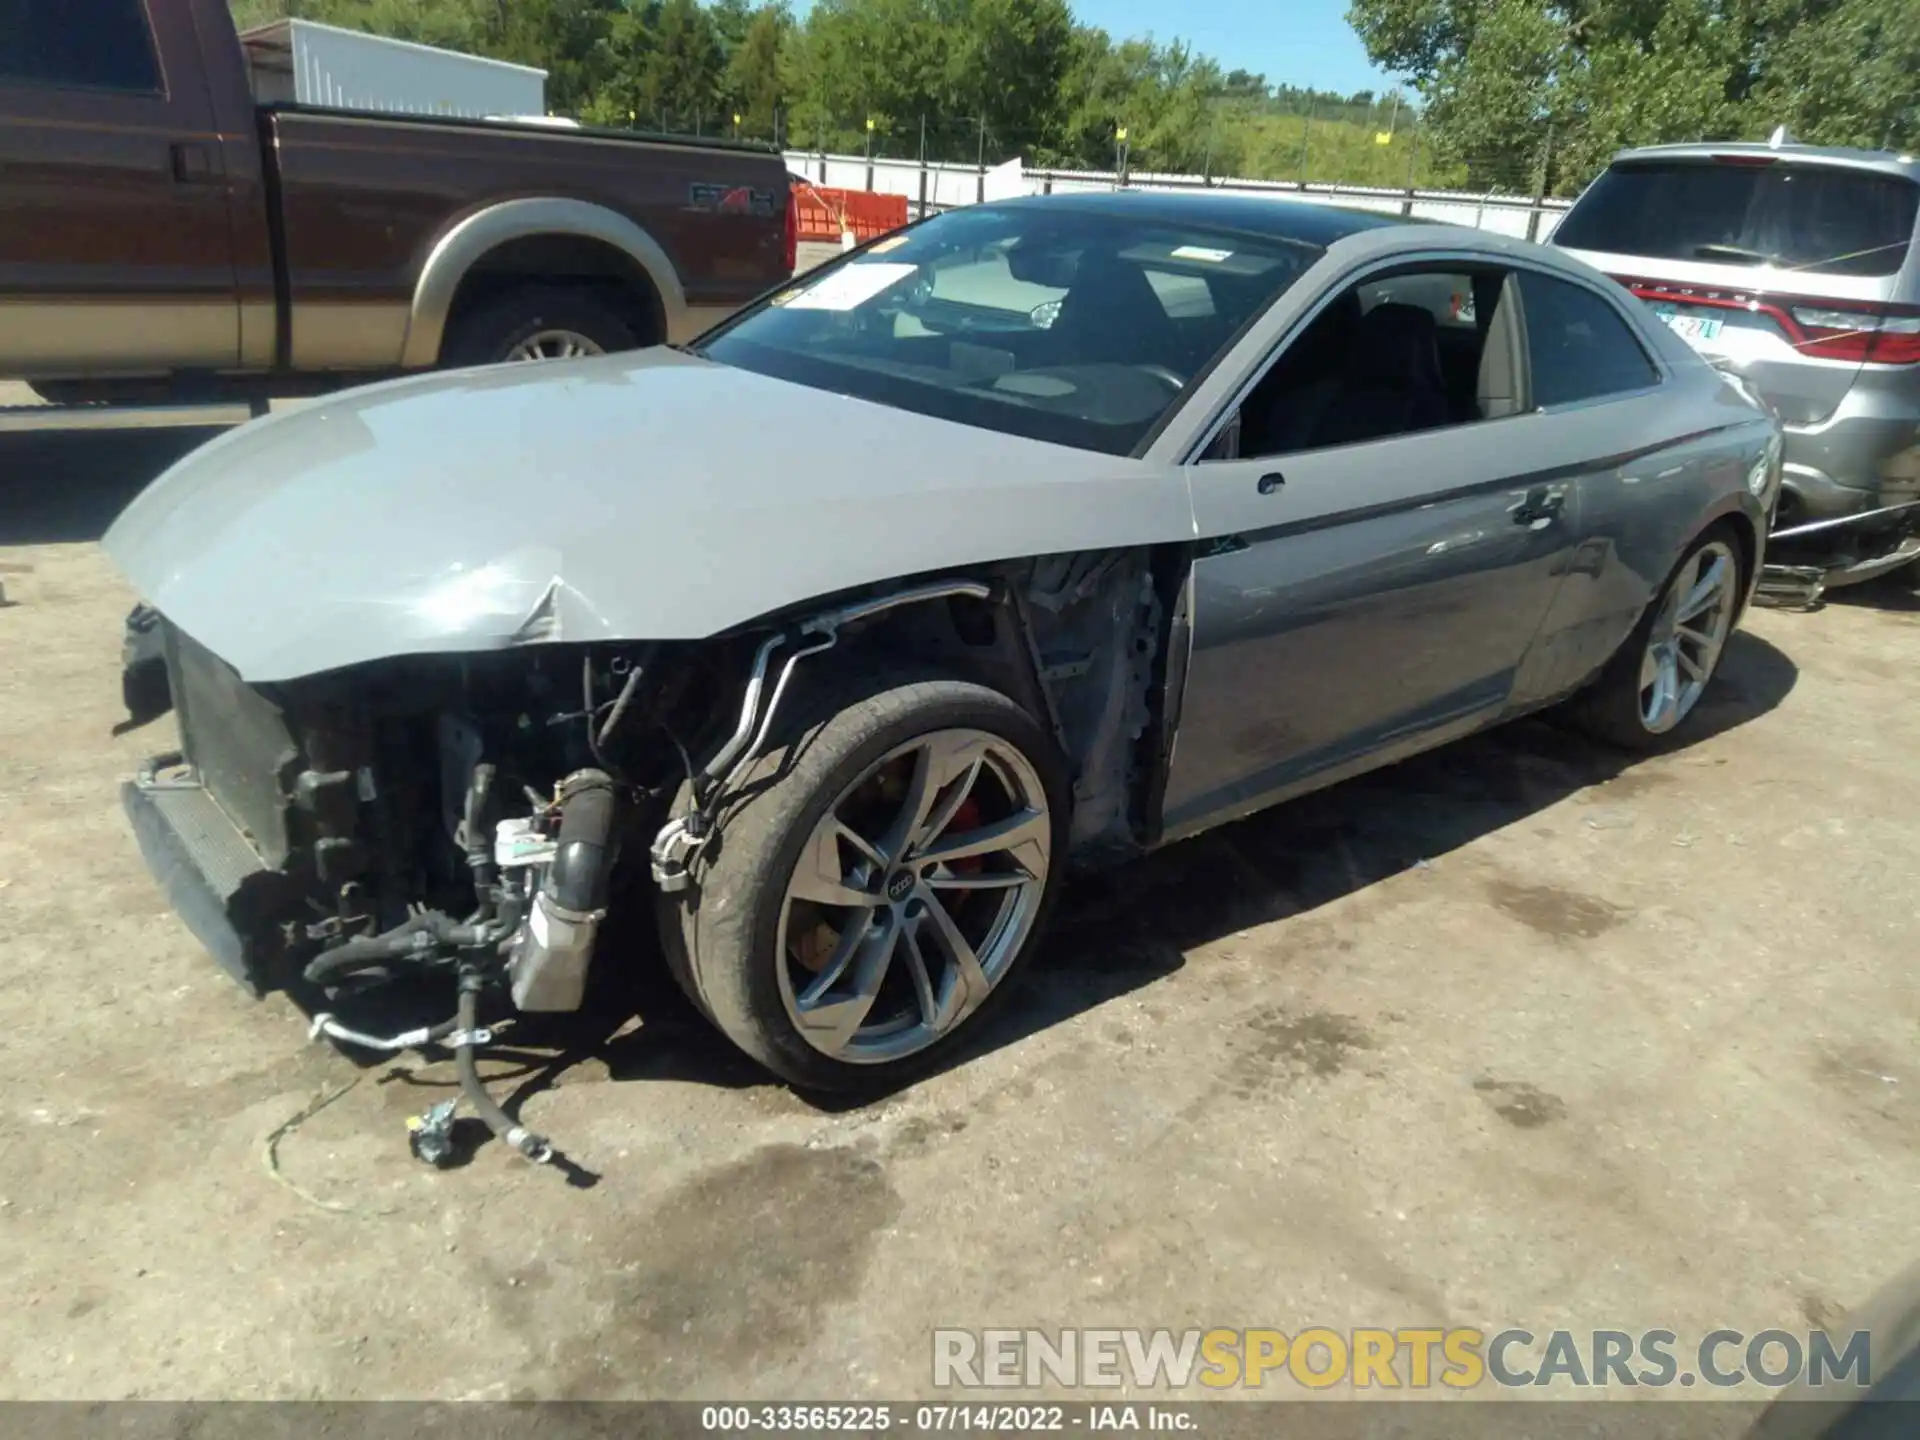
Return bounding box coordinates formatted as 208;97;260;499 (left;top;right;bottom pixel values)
218;0;1491;189
1420;0;1570;187
722;4;790;136
1755;0;1920;150
641;0;724;127
950;0;1074;156
710;0;757;55
1347;0;1920;194
579;2;659;127
233;0;495;50
490;0;622;114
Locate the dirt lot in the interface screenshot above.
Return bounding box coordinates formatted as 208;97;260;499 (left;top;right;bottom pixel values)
0;408;1916;1404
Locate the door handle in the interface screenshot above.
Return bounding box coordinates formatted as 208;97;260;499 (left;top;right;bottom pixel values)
1512;484;1565;525
1256;471;1286;496
170;142;215;184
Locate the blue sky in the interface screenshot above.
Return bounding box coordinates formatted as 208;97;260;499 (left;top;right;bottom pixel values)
1072;0;1400;96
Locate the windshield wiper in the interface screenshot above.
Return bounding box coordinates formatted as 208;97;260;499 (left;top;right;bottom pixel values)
1693;243;1777;264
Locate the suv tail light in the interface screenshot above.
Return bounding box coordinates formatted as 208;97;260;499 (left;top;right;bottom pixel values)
1790;306;1920;364
783;184;798;275
1623;277;1920;366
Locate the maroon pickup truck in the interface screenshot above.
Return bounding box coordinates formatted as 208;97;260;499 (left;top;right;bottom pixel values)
0;0;795;404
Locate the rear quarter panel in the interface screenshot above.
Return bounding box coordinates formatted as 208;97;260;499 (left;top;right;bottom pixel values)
1518;362;1775;704
265;110;788;368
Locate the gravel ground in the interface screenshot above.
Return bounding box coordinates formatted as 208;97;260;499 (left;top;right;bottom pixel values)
0;409;1915;1406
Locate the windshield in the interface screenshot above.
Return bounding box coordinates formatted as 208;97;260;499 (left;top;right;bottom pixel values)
1554;161;1920;278
698;204;1323;455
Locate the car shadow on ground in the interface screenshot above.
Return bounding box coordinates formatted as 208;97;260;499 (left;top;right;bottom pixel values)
0;429;223;547
324;627;1801;1151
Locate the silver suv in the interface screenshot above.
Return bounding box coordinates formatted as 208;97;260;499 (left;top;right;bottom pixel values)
1554;140;1920;585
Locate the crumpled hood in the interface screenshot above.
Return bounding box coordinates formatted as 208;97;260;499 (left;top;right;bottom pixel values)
104;349;1190;682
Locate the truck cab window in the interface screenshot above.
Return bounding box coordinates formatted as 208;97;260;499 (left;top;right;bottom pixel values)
0;0;163;94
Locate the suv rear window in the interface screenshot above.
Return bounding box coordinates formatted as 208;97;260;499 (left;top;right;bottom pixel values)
1554;161;1919;278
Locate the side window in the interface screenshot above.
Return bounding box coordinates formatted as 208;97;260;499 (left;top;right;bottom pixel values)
0;0;163;94
1518;272;1659;407
1227;264;1513;459
1358;271;1477;330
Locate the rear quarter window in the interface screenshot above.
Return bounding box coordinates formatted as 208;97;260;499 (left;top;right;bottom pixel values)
1554;161;1920;279
1520;273;1661;407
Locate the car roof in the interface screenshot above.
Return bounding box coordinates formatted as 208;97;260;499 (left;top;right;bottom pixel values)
1605;141;1920;183
990;189;1415;246
990;190;1612;283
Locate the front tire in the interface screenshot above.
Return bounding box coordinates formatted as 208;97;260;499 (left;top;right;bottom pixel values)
659;674;1069;1092
1566;525;1744;751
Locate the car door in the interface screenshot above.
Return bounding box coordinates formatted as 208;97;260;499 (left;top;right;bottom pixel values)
1503;267;1705;697
1159;260;1590;842
0;0;241;376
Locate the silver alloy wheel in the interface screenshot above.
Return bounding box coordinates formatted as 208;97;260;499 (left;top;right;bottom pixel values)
1640;539;1739;734
502;329;606;362
775;728;1052;1064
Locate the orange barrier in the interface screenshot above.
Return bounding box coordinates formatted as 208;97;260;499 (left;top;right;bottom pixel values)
792;184;909;244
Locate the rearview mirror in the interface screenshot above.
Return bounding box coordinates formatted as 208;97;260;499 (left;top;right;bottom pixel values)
1007;246;1077;289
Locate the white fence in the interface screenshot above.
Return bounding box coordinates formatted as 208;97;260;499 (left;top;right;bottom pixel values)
783;151;1572;242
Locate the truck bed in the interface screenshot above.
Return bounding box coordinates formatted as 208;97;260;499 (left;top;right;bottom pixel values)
262;105;789;372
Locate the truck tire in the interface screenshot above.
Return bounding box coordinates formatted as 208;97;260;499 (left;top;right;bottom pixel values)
440;285;639;367
659;671;1070;1093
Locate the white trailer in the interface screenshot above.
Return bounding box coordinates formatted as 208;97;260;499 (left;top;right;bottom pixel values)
239;19;546;121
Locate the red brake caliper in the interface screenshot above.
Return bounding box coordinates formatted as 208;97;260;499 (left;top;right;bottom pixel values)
945;798;985;876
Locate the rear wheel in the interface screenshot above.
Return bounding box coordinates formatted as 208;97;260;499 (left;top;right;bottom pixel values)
659;674;1069;1091
440;284;639;368
1566;526;1743;751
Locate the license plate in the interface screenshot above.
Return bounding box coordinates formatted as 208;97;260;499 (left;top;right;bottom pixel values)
1651;304;1723;345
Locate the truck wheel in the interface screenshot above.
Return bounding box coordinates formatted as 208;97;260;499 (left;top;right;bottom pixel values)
659;673;1070;1093
440;285;639;367
1564;524;1745;752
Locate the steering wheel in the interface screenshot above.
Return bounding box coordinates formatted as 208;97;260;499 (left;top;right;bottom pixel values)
1135;364;1187;393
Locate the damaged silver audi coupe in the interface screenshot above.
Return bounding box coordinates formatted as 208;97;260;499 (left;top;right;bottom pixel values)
107;193;1780;1154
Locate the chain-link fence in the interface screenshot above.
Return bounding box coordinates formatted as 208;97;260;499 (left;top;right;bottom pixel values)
613;102;1572;196
603;102;1579;240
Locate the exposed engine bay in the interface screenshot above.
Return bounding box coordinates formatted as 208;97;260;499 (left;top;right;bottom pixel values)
120;548;1176;1168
